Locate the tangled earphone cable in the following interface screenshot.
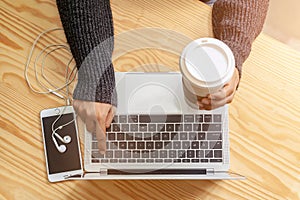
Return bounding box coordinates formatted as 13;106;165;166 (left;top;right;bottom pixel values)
25;28;78;153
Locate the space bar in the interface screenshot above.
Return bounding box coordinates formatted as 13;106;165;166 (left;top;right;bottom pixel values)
139;114;182;123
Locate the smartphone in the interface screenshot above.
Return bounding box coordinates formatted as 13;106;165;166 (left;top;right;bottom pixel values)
40;106;83;182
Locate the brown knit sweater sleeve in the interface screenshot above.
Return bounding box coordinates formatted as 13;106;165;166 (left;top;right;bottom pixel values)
212;0;269;77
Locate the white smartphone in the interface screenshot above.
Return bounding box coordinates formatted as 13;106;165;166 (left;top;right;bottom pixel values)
40;106;83;182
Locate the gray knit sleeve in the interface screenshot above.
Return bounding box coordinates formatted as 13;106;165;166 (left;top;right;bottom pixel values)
56;0;117;106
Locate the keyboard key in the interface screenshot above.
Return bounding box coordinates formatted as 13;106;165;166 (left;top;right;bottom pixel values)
124;151;132;158
200;141;208;149
114;150;122;158
164;141;172;149
164;159;172;163
121;124;129;132
188;132;197;140
92;142;98;149
110;159;118;163
92;159;99;163
179;132;188;140
182;159;190;163
178;150;186;158
141;150;150;158
202;124;222;131
109;142;118;149
198;132;206;140
108;133;115;140
119;115;127;123
182;141;191;149
169;150;176;158
196;150;204;158
205;150;213;158
117;133;125;140
213;114;222;122
137;142;145;149
153;133;161;140
191;141;199;149
128;142;136;149
92;151;104;158
214;150;222;158
184;124;192;131
200;159;209;163
148;124;156;131
173;159;181;163
159;150;168;158
166;124;174;131
146;142;154;149
195;114;203;122
150;150;159;158
100;159;109;163
184;115;194;122
112;115;118;123
113;124;120;132
175;124;183;131
130;124;138;132
128;115;138;123
134;133;142;140
192;159;200;163
132;150;140;158
193;124;201;131
162;133;170;140
139;124;147;132
105;151;113;158
143;132;152;140
119;142;127;149
207;133;222;140
125;133;134;140
92;133;97;140
157;124;165;131
173;141;181;149
128;159;136;163
187;150;195;158
204;115;212;122
171;132;179;140
155;142;163;149
210;141;222;149
210;159;223;163
146;159;154;163
137;159;145;163
119;159;127;163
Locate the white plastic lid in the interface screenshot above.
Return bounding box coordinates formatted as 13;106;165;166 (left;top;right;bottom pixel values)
180;38;235;87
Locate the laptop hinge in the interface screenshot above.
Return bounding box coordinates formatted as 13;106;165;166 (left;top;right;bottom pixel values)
207;168;214;175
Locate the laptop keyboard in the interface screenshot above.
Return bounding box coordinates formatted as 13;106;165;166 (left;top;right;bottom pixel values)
91;114;223;164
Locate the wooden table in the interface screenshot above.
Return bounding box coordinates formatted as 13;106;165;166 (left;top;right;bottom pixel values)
1;0;300;199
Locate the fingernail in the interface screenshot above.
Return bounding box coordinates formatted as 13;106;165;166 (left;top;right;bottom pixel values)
100;151;105;155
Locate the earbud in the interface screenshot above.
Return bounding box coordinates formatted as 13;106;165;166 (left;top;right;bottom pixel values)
53;132;71;144
52;133;67;153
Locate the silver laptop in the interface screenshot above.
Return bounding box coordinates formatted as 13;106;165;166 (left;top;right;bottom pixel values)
70;72;244;180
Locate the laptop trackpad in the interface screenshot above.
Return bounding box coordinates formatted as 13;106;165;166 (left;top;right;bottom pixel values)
121;73;184;114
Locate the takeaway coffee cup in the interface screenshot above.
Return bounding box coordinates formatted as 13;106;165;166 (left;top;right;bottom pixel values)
180;38;235;108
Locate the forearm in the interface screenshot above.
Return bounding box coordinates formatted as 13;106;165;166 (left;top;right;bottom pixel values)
212;0;269;77
56;0;117;106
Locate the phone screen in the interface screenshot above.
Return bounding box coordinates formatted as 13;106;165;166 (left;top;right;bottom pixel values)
42;113;82;174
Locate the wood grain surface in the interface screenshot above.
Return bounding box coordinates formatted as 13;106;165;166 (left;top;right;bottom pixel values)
1;0;300;199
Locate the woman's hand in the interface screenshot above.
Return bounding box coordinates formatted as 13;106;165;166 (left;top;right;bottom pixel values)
197;68;240;110
73;100;115;153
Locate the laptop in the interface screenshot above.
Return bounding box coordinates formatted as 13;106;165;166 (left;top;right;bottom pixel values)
70;72;244;180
